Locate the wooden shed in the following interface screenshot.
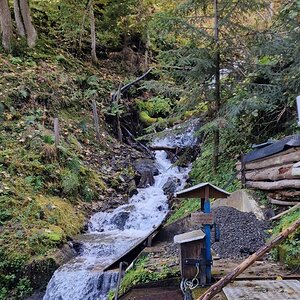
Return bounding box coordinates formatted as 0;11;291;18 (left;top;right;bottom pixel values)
174;230;206;284
237;134;300;204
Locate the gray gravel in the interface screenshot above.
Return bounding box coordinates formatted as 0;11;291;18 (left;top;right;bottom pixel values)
212;206;270;258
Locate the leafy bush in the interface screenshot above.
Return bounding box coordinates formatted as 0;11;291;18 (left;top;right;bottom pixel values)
61;170;80;195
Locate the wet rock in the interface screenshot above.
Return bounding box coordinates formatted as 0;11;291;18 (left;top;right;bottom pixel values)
175;145;200;167
128;179;138;197
137;170;155;188
162;177;181;194
110;211;130;230
71;241;83;254
133;158;159;175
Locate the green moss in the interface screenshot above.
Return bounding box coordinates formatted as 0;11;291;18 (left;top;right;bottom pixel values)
139;111;158;125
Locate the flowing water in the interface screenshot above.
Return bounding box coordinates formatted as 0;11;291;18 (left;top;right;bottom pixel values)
43;129;196;300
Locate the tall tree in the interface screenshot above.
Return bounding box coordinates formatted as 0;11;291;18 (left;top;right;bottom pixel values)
0;0;13;51
89;0;98;63
14;0;37;47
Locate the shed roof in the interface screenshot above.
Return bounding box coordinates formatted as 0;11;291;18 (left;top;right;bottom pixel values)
244;134;300;163
174;229;205;244
175;182;230;199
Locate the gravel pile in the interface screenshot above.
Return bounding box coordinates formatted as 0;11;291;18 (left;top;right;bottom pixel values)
212;206;269;258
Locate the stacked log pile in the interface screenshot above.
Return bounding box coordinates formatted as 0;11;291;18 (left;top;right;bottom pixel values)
237;148;300;204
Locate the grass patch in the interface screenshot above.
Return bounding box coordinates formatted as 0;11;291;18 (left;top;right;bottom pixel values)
166;198;199;225
108;255;180;299
271;210;300;268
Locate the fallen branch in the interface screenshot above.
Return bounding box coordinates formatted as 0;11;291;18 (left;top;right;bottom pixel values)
111;68;152;101
121;125;154;158
270;203;300;221
197;217;300;300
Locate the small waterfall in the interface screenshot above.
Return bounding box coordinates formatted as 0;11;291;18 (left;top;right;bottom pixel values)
43;125;197;299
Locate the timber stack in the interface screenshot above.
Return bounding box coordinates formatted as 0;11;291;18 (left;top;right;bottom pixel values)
237;134;300;205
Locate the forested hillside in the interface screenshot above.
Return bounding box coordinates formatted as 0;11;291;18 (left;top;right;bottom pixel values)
0;0;299;299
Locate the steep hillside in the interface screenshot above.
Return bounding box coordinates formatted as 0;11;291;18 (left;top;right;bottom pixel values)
0;49;145;299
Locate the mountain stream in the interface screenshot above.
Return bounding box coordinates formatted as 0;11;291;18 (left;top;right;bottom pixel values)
43;123;198;300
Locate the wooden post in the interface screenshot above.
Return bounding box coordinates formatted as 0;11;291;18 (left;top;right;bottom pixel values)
197;217;300;300
54;117;60;148
92;100;101;142
114;261;126;300
241;154;246;187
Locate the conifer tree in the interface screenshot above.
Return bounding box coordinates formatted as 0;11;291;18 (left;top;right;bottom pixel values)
150;0;266;173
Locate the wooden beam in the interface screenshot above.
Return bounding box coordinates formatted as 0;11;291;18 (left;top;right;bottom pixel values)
197;217;300;300
246;179;300;190
245;149;300;170
149;146;178;152
245;164;300;181
269;190;300;199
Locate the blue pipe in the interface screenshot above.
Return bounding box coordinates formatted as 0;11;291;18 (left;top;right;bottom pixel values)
204;199;212;284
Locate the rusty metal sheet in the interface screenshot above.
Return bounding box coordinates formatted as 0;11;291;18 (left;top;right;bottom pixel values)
223;280;300;300
191;212;214;225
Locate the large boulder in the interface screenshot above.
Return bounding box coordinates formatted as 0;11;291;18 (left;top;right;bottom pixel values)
133;158;159;175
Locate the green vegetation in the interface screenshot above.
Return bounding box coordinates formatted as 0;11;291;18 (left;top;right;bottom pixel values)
271;210;300;268
189;139;242;193
1;0;300;297
166;198;199;225
108;255;180;300
0;47;127;298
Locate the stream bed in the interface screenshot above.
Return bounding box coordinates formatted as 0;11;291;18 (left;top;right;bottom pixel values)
43;143;191;299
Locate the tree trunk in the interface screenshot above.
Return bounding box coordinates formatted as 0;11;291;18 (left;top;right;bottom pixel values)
212;0;220;175
14;0;25;36
197;217;300;300
89;0;98;63
18;0;37;47
0;0;13;51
